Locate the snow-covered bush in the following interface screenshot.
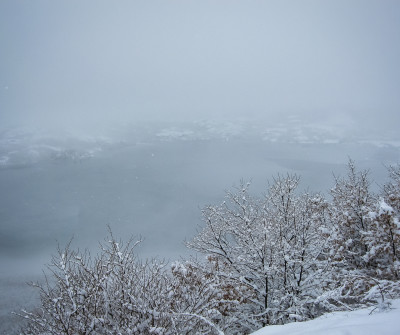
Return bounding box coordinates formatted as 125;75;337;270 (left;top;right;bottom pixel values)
188;176;332;330
327;161;400;307
169;259;243;334
329;160;375;272
364;199;400;280
16;231;231;335
384;165;400;214
17;232;175;334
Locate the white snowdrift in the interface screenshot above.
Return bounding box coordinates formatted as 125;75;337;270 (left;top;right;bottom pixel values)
251;299;400;335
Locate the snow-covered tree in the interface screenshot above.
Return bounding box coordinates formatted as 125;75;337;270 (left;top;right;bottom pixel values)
187;181;268;331
329;160;375;271
168;258;242;334
17;232;175;335
363;165;400;281
17;231;231;335
364;199;400;280
327;161;400;307
264;176;332;321
384;165;400;215
188;176;332;330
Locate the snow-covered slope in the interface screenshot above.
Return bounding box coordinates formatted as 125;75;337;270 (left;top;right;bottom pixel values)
1;117;399;170
251;300;400;335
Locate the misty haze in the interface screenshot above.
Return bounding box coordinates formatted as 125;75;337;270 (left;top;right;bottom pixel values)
1;1;400;334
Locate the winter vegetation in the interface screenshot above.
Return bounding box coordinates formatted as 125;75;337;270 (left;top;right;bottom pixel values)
16;160;400;334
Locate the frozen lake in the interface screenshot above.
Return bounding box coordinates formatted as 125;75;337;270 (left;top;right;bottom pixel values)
0;120;399;333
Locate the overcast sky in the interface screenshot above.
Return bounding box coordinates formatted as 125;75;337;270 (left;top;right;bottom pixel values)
1;0;399;130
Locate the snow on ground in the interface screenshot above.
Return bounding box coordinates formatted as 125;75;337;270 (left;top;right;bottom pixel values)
251;299;400;335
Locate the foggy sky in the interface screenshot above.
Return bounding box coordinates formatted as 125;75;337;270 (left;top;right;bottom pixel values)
1;0;399;130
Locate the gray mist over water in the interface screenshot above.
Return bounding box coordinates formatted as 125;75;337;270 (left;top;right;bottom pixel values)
1;0;400;131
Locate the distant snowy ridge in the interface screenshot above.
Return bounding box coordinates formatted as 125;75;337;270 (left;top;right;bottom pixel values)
0;127;112;168
251;299;400;335
1;119;399;168
154;119;400;146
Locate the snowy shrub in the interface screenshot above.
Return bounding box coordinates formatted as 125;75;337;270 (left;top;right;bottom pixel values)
17;232;176;335
364;199;400;280
16;231;231;335
327;161;400;306
329;160;375;272
188;176;332;330
384;165;400;214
